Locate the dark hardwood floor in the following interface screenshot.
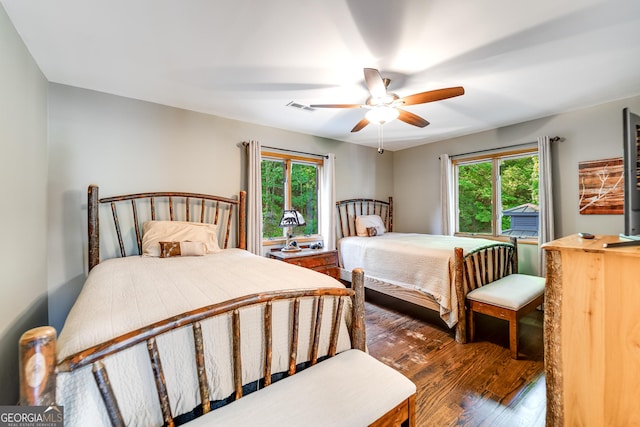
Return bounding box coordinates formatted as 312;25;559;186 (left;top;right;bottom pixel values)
364;291;546;427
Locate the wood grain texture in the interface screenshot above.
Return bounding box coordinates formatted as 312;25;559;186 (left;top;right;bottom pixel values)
147;337;174;427
289;298;300;376
232;310;243;400
544;249;563;427
268;249;339;279
92;361;125;427
351;268;366;351
542;234;640;426
19;326;56;406
365;292;545;427
263;301;273;387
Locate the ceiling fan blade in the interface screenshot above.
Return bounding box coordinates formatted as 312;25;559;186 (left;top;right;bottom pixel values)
351;117;370;132
363;68;387;99
397;109;430;128
309;103;362;109
399;86;465;106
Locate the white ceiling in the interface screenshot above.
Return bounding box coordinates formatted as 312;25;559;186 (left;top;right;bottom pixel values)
3;0;640;151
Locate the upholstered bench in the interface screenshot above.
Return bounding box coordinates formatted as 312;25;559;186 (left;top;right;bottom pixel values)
188;349;417;427
466;273;545;359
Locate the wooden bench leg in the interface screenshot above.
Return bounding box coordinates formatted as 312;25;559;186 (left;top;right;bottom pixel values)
368;394;416;427
468;306;476;343
509;311;519;359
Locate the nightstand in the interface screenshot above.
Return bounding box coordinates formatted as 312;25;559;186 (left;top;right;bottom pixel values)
268;248;339;279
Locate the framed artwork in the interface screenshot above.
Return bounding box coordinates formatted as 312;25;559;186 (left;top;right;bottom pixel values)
578;157;624;214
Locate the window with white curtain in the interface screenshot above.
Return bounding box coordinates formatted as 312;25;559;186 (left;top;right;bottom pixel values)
261;151;322;243
454;148;539;240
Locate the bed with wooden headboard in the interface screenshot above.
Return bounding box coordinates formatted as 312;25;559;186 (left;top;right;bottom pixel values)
18;185;378;427
336;197;517;343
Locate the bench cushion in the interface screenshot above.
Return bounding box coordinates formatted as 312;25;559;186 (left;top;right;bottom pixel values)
466;274;545;310
187;349;416;427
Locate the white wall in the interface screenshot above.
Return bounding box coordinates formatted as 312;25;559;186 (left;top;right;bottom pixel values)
393;95;640;274
47;84;394;332
0;5;49;404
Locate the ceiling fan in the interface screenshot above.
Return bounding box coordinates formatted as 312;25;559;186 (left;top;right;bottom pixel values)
310;68;465;133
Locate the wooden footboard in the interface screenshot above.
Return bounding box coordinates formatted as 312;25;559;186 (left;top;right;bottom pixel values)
19;270;366;425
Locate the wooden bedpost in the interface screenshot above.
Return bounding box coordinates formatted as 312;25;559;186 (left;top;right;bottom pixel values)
19;326;57;406
453;247;467;344
351;268;366;351
238;190;247;250
88;184;100;271
510;236;519;274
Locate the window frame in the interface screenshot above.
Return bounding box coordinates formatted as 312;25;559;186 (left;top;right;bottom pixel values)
452;147;539;243
261;150;323;246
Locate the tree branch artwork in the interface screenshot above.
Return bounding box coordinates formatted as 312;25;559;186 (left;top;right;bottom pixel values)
578;158;624;214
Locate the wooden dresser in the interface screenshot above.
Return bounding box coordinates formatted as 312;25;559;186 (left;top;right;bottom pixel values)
268;248;339;279
542;234;640;427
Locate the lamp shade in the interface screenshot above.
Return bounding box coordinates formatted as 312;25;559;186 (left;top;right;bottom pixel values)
278;210;306;227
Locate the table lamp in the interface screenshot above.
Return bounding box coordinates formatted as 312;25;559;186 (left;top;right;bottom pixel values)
279;209;305;252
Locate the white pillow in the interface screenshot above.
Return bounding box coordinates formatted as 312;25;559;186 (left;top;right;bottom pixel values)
355;215;386;237
142;221;221;257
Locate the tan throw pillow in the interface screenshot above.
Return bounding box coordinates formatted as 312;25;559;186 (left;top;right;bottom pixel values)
355;215;386;237
142;221;221;257
159;241;207;258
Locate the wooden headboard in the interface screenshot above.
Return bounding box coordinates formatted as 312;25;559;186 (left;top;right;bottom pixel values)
88;185;246;270
335;197;393;239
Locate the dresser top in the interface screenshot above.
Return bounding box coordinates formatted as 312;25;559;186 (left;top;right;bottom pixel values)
542;234;640;256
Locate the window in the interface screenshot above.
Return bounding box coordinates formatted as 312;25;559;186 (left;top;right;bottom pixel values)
454;148;539;238
261;152;321;241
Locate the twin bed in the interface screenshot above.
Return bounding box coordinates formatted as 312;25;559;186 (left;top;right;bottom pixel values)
336;197;518;343
20;186;375;426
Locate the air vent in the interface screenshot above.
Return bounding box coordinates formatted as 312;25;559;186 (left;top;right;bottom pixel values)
286;101;315;111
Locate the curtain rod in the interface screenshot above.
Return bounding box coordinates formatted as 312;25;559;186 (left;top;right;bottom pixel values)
448;136;562;160
242;141;328;159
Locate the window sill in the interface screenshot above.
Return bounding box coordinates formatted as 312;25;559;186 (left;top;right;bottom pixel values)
262;235;323;247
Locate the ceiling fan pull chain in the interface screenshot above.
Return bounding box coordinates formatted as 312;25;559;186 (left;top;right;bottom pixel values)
377;125;384;154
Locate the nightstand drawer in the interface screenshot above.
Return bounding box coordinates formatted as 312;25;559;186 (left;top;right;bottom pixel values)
290;253;337;269
268;249;339;280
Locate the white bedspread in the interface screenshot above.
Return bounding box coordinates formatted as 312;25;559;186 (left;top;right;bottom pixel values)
56;249;352;427
339;233;498;327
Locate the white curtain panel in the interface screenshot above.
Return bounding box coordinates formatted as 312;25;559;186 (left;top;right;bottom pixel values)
246;140;263;255
440;154;455;235
321;153;337;250
538;136;554;276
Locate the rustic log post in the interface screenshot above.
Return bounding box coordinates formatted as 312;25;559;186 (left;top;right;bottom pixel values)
351;268;366;351
19;326;57;406
544;249;563;427
510;236;519;274
88;184;100;271
453;247;467;344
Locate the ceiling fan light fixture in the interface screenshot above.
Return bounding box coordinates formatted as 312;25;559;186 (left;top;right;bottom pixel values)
365;105;399;124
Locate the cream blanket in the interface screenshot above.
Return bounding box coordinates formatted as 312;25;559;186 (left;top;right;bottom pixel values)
56;249;352;427
339;233;498;327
